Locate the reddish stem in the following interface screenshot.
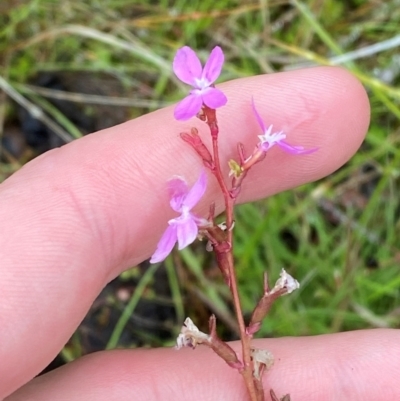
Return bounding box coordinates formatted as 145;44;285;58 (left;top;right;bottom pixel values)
204;106;259;401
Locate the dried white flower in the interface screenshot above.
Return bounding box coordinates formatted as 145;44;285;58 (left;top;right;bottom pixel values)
251;347;274;380
176;317;209;349
270;268;300;295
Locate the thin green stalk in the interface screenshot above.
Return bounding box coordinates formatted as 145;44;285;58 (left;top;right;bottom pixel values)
165;256;185;325
106;263;160;349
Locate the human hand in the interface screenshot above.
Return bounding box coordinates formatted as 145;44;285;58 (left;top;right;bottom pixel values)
1;67;398;401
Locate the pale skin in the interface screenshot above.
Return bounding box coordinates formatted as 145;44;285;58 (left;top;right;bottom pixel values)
1;67;399;401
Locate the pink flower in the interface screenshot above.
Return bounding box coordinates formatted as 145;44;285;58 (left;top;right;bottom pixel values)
173;46;227;121
252;98;318;155
150;170;208;263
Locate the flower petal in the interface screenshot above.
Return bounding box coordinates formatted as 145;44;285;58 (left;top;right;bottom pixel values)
251;98;267;133
278;140;319;155
168;176;189;212
202;87;227;109
150;225;178;263
176;216;198;249
202;46;224;84
259;128;285;151
174;94;203;121
173;46;202;86
183;169;207;210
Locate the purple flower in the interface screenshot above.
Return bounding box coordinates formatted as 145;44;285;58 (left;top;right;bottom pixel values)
150;170;208;263
173;46;227;121
252;99;318;155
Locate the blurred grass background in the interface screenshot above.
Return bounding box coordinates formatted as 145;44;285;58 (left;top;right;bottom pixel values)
1;0;399;369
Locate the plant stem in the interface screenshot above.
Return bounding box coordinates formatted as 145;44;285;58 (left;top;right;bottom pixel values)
209;128;259;401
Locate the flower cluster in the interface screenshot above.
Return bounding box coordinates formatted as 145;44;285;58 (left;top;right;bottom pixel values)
150;46;317;263
149;45;308;401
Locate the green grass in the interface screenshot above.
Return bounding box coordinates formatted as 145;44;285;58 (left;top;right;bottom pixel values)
1;0;399;358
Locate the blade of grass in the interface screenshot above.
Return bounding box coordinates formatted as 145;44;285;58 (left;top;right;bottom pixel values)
106;263;160;349
12;25;185;90
19;88;83;139
0;75;74;143
164;256;185;326
289;0;400;119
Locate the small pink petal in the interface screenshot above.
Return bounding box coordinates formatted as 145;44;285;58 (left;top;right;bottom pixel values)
150;225;178;263
278;140;319;155
173;46;202;86
176;217;198;249
202;87;227;109
174;94;203;121
183;170;207;210
251;98;267;133
202;46;224;84
168;177;189;212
